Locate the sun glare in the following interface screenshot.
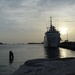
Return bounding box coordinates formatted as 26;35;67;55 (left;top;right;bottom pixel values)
60;28;68;35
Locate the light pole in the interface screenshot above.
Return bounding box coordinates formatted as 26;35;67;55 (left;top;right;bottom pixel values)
67;29;69;42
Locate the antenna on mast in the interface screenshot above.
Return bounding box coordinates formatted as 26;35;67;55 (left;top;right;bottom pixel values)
50;17;52;26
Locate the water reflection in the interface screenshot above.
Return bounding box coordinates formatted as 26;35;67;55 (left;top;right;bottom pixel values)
44;48;60;58
59;48;75;58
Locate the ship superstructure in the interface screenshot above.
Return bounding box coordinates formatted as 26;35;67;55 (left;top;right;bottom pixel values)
44;17;60;47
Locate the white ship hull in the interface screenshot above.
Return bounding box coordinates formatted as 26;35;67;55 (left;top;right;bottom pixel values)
44;33;60;48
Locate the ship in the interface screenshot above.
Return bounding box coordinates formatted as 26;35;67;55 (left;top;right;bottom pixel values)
44;17;60;48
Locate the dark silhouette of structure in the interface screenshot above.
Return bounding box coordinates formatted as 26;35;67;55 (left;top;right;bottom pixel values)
60;41;75;50
0;42;3;45
9;51;14;63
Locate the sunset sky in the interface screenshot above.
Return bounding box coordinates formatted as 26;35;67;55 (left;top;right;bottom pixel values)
0;0;75;43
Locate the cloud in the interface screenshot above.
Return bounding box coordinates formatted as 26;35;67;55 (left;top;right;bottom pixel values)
0;0;75;30
0;0;75;43
0;0;43;33
37;0;75;16
37;0;75;8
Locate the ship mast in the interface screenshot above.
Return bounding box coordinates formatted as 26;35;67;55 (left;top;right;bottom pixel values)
50;17;52;26
50;17;53;31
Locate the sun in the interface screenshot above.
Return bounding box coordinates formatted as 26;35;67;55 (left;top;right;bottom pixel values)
59;28;68;35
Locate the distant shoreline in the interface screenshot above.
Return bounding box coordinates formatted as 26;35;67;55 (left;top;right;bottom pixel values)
28;42;44;44
0;42;3;45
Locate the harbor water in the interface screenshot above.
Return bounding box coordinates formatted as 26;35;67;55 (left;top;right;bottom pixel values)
0;44;75;75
